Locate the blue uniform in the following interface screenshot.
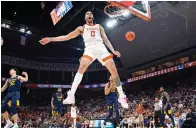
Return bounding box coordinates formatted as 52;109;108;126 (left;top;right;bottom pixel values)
52;93;64;116
1;76;22;115
105;83;120;125
160;92;175;127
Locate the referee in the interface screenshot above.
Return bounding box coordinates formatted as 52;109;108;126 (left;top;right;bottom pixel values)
154;97;161;127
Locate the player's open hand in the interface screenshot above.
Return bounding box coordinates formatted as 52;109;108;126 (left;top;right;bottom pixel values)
113;51;121;58
39;37;50;45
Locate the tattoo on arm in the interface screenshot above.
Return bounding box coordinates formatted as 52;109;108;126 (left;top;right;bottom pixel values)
100;25;115;53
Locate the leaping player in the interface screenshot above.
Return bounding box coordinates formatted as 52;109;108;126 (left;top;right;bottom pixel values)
40;11;128;109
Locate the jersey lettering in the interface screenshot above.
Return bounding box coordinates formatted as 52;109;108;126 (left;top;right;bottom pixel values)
91;31;95;37
9;80;16;86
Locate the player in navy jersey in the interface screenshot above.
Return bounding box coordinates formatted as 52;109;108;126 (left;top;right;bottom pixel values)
51;88;64;117
1;68;28;128
159;87;175;128
104;76;120;127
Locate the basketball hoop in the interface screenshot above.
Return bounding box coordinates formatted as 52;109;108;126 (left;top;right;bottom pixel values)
104;3;124;18
104;1;151;21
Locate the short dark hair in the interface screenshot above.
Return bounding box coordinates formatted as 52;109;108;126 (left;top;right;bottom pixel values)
10;68;19;74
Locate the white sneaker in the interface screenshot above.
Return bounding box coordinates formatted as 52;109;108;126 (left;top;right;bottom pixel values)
12;124;19;128
63;90;75;104
4;121;13;128
118;95;129;109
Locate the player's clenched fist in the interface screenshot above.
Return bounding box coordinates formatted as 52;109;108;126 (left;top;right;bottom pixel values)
22;72;28;76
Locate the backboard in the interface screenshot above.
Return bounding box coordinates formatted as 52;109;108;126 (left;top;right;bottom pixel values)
104;1;151;21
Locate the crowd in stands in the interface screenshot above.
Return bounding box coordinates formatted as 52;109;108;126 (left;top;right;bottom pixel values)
1;82;196;128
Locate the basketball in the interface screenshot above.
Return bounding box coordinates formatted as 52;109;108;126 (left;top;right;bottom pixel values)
125;31;135;41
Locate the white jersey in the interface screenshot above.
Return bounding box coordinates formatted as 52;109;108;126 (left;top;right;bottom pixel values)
82;24;104;48
71;106;77;118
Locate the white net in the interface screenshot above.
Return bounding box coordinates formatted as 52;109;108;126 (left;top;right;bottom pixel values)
104;5;124;18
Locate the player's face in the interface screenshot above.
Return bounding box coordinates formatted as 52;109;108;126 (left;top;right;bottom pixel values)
10;69;16;75
109;76;114;84
85;11;94;23
155;97;159;102
160;87;164;92
57;88;62;93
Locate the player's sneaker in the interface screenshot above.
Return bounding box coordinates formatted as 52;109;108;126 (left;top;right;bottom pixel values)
116;124;120;128
4;121;13;128
12;124;19;128
63;90;75;104
118;94;129;109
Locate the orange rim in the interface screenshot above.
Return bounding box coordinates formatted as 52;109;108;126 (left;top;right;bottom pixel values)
104;1;151;21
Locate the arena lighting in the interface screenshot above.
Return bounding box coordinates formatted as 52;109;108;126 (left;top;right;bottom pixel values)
1;23;6;27
19;28;26;33
106;19;117;28
122;9;130;17
5;24;10;28
26;30;32;35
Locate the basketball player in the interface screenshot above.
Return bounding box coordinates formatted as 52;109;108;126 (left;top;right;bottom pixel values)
136;98;144;128
104;76;120;127
51;88;64;117
159;87;175;128
71;103;79;128
154;97;162;127
39;11;128;108
1;68;28;128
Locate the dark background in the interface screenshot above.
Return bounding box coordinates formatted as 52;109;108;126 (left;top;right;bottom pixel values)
108;1;196;68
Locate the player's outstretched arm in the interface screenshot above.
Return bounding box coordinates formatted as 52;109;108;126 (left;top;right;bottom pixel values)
1;80;8;92
18;72;28;82
39;26;83;45
100;25;121;58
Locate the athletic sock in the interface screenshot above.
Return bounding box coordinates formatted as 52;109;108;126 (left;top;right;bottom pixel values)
70;72;83;95
116;86;125;97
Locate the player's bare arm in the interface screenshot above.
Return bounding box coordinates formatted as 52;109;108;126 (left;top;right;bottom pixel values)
163;92;169;109
39;26;83;45
18;72;28;82
104;83;113;95
51;97;54;109
164;92;170;102
100;25;121;57
1;80;8;92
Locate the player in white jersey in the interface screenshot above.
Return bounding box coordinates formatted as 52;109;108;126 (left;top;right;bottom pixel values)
71;104;78;128
39;11;128;109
